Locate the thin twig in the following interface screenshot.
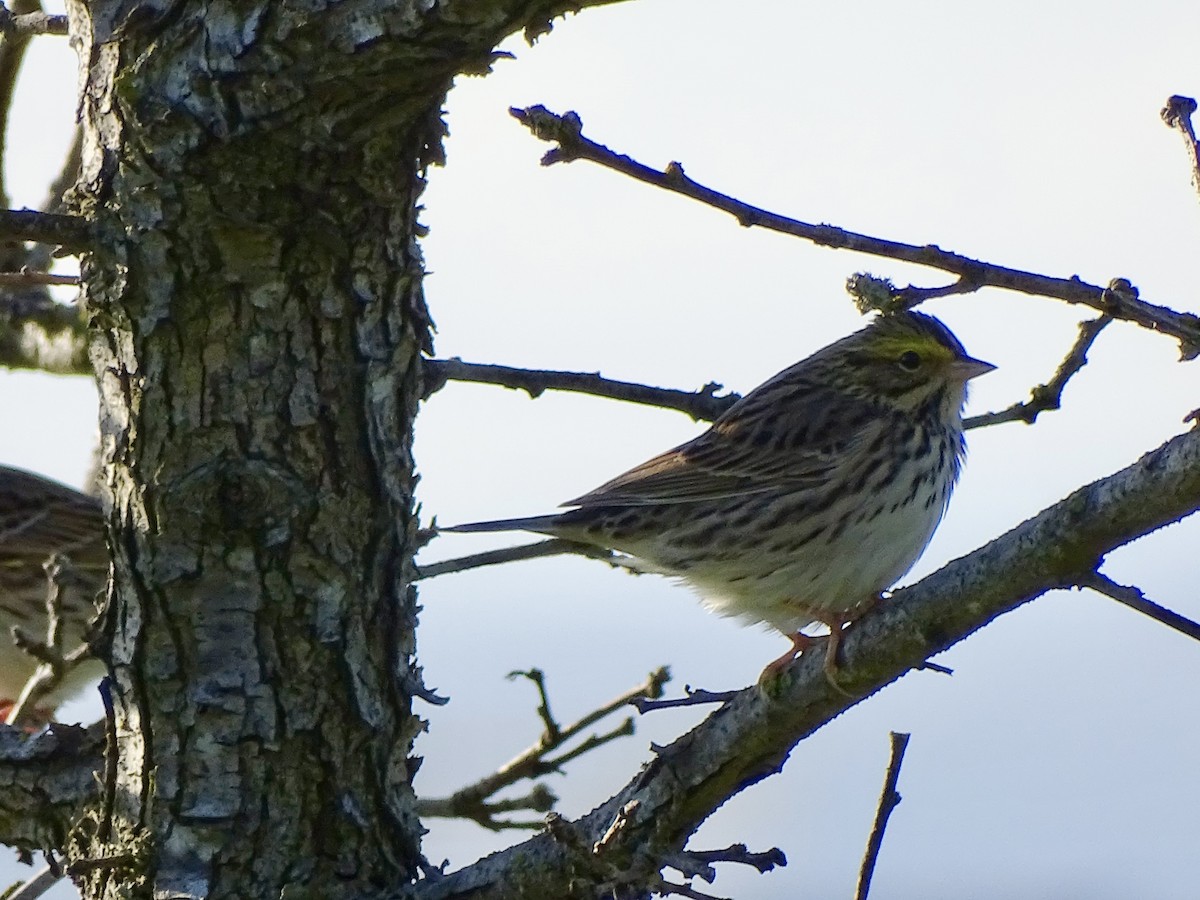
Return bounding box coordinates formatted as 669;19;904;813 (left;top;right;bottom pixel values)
422;357;736;422
1079;572;1200;643
422;312;1110;435
917;660;954;676
511;105;1200;359
508;668;562;744
633;687;739;715
854;731;911;900
0;271;79;287
6;555;66;727
963;314;1111;429
414;538;624;580
417;667;669;830
1161;95;1200;205
665;845;787;883
657;880;728;900
0;865;60;900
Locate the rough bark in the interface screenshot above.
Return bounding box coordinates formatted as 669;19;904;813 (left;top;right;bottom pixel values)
0;724;102;856
53;0;620;896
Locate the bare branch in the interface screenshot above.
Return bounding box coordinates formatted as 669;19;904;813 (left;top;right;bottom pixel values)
1161;95;1200;204
0;864;61;900
0;723;104;853
508;668;561;744
6;555;92;727
418;423;1200;900
855;732;911;900
657;879;728;900
665;844;786;883
414;537;624;580
1079;571;1200;643
0;209;91;252
417;667;669;830
963;314;1111;429
511;105;1200;359
0;7;68;36
632;687;737;714
421;311;1110;435
422;357;736;422
0;271;78;287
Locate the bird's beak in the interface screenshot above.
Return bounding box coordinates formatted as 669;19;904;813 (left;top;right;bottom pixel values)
952;355;996;381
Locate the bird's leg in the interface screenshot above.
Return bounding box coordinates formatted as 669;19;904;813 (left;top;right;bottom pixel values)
819;616;853;697
819;592;884;694
760;593;885;693
759;631;816;682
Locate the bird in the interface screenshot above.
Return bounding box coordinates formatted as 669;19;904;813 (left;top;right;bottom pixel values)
0;466;107;722
443;311;995;686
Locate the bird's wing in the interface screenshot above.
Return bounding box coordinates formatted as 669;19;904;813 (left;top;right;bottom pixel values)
0;467;106;571
565;382;885;507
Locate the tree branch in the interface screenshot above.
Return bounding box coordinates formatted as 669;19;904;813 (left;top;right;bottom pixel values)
0;272;78;287
417;422;1200;899
0;7;68;36
1161;95;1200;205
421;357;736;422
416;313;1107;498
1;864;62;900
0;723;103;853
414;538;625;580
1079;571;1200;643
963;314;1111;429
511;105;1200;360
0;209;91;252
854;732;911;900
417;667;669;831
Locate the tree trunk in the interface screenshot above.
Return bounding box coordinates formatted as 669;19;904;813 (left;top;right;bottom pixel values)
64;2;444;895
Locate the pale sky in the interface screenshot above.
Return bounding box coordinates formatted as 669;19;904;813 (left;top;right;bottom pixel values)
6;2;1200;898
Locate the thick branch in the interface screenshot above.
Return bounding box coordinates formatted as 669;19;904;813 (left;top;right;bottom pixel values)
0;209;91;251
419;423;1200;899
0;723;104;853
0;7;68;36
511;105;1200;360
0;272;78;287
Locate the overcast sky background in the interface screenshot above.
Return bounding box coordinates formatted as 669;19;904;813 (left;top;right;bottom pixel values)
6;2;1200;898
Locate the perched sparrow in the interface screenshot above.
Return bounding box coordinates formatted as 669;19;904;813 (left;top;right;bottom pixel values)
0;466;107;719
445;312;994;682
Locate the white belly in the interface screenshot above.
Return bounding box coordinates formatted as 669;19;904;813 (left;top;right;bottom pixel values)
659;462;953;635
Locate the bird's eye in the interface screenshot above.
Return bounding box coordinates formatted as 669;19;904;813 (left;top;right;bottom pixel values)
898;350;922;371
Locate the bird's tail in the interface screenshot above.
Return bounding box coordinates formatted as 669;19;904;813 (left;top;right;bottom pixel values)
439;514;562;535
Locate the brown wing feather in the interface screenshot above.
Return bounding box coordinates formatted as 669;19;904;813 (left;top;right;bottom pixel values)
0;467;106;573
565;377;884;507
